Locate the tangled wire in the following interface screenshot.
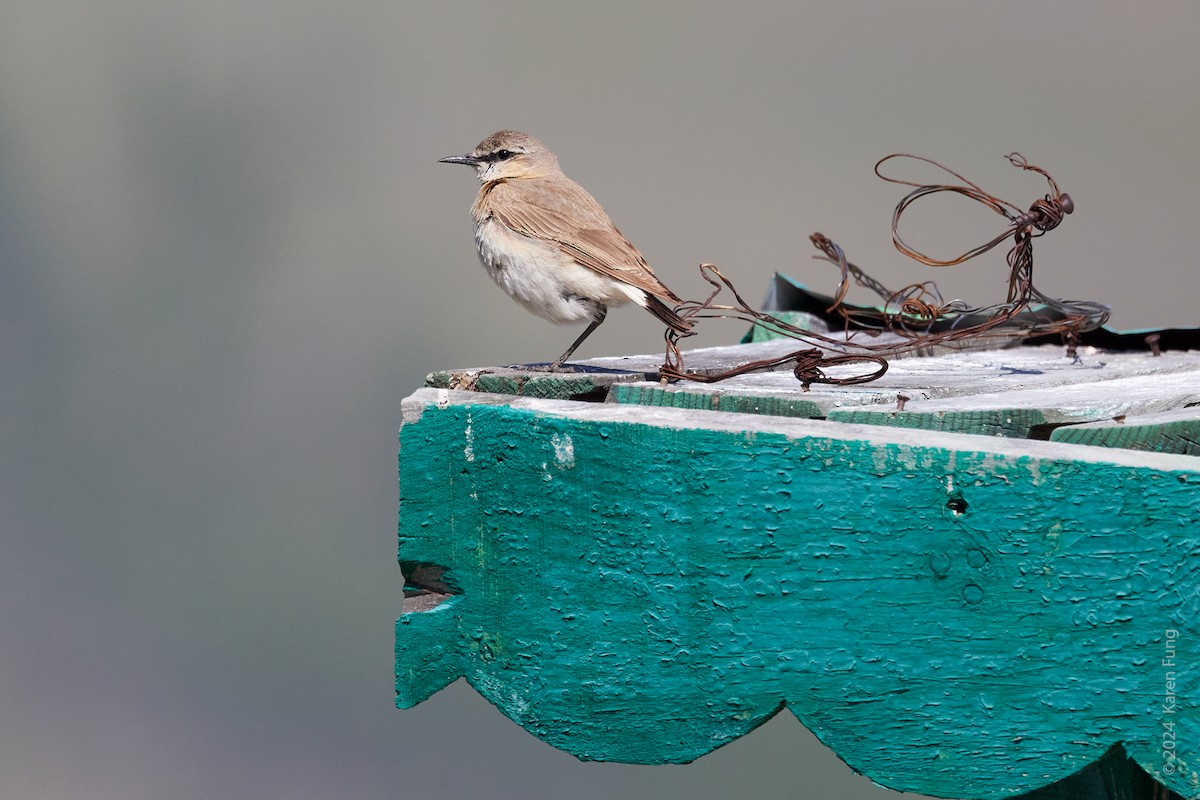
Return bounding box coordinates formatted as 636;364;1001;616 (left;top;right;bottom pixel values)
658;153;1110;388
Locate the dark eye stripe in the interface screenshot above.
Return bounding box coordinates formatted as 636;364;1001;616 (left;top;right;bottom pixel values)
485;149;516;162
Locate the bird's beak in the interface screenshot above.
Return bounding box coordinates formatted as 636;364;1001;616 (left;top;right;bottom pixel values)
439;153;480;166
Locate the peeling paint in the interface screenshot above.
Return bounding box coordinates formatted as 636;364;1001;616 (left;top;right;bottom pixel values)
550;432;575;469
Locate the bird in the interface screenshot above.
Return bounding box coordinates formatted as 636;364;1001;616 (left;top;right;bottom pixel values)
439;130;692;370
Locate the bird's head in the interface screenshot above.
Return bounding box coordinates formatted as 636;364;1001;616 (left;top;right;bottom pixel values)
439;130;561;183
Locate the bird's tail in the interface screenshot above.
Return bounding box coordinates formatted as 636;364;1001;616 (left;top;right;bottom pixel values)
645;294;693;334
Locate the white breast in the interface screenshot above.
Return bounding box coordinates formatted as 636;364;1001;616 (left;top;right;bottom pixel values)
473;218;638;324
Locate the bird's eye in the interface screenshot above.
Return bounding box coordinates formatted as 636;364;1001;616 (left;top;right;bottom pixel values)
493;149;514;160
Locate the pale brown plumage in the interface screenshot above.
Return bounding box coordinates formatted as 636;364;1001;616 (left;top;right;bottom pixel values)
441;130;690;367
475;175;686;327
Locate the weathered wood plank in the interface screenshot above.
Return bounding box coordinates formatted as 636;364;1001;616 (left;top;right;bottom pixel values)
1050;405;1200;456
425;365;653;401
609;345;1200;424
827;407;1058;438
609;383;827;418
396;388;1199;799
828;368;1200;438
432;341;1200;443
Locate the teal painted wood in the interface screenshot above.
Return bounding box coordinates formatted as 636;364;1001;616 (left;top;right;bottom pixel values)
396;388;1200;799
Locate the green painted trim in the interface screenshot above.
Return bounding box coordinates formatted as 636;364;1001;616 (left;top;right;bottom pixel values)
1051;414;1200;456
609;384;825;418
827;407;1053;438
397;390;1199;799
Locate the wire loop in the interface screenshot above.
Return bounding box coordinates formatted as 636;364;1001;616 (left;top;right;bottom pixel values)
659;153;1108;385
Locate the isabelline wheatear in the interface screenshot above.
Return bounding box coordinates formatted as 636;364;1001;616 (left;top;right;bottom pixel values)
439;130;691;370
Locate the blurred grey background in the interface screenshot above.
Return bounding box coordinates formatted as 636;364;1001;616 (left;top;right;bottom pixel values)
2;2;1196;798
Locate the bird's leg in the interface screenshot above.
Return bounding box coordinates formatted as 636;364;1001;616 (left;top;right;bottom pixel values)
547;306;607;371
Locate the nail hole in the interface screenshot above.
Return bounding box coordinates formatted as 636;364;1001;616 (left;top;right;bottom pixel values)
400;561;459;613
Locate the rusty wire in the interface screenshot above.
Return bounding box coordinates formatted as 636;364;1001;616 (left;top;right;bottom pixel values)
659;152;1110;387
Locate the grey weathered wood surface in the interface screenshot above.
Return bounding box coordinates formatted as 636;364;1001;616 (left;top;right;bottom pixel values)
428;339;1200;446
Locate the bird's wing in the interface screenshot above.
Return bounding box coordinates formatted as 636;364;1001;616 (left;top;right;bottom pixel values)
483;179;681;303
